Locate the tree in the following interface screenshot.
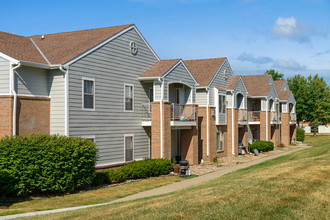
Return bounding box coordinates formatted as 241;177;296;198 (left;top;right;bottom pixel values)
265;69;284;80
288;74;330;136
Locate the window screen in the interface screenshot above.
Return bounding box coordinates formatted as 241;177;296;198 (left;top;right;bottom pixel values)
125;136;133;161
84;80;94;109
125;85;133;111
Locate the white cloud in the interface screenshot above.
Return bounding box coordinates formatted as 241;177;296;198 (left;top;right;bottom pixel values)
273;59;307;71
237;52;273;64
272;16;327;43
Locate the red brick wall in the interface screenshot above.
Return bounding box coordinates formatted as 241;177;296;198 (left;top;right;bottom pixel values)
181;126;198;165
16;96;50;136
226;108;238;156
216;125;228;158
260;111;271;141
281;113;290;146
151;101;171;160
0;96;13;138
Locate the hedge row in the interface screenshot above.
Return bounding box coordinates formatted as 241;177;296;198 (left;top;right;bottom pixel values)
297;128;305;142
250;141;274;152
0;134;97;197
94;159;173;185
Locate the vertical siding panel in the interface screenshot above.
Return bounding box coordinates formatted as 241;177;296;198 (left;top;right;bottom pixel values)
49;70;65;135
0;57;10;94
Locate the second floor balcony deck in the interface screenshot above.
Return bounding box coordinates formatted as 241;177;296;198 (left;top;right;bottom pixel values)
248;111;260;123
290;113;296;124
142;103;196;126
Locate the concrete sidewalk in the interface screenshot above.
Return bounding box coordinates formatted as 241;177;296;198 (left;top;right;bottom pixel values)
1;145;310;220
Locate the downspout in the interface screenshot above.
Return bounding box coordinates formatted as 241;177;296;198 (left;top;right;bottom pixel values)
11;62;21;136
206;87;209;157
59;66;69;136
232;92;235;155
266;98;268;141
158;78;164;158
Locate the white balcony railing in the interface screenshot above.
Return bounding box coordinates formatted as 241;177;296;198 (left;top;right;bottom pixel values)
248;111;260;122
238;109;247;122
171;103;196;121
142;103;151;121
290;113;296;122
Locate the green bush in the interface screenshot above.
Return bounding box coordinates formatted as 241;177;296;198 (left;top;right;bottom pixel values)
97;159;173;185
297;128;305;142
250;141;274;153
0;134;97;197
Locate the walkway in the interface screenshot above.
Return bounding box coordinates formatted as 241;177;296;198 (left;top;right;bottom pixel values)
1;145;310;220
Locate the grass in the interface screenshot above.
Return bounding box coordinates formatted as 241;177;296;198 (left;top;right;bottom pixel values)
0;175;183;216
29;136;330;220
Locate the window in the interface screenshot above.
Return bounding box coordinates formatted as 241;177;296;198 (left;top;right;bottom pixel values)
83;79;95;109
125;84;134;111
216;131;223;151
125;135;134;161
149;88;154;102
219;95;226;113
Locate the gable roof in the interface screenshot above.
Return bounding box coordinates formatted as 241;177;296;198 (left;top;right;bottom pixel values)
0;31;48;64
0;24;135;65
274;80;285;92
140;59;180;78
241;74;272;96
226;76;240;90
278;90;291;101
29;24;133;65
183;58;226;87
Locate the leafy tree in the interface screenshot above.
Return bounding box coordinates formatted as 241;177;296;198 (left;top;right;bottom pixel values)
288;74;330;136
265;69;284;80
287;74;309;124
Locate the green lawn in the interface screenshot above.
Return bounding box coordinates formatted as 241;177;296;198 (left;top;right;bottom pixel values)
29;136;330;220
0;176;183;216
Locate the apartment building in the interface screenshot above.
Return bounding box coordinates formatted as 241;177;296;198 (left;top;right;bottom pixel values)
0;24;296;167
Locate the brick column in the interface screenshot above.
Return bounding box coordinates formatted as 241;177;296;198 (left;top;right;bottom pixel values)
281;113;290;146
0;96;13;138
260;111;271;141
151;101;171;160
242;125;248;146
291;124;297;142
226;108;238;156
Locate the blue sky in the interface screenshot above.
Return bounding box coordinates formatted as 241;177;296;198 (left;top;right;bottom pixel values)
1;0;329;84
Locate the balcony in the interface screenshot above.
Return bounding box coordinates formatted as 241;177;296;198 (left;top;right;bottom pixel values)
290;113;296;123
248;111;260;123
238;109;247;124
141;103;196;126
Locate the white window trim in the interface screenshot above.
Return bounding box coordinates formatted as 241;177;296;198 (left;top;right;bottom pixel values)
124;83;134;112
82;77;95;111
216;130;223;151
124;134;134;162
149;87;154;102
82;135;96;143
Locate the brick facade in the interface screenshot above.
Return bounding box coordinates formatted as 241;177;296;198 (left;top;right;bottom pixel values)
0;96;13;138
281;113;290;146
16;96;50;136
226;108;238;156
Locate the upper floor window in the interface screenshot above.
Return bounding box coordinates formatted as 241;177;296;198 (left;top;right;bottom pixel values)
219;95;226;113
125;84;134;111
83;78;95;110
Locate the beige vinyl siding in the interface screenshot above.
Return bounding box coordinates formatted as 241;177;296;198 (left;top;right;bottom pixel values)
196;89;207;106
154;81;162;101
209;60;233;106
0;57;10;94
163;62;196;103
15;66;48;96
68;28;158;165
48;70;65;135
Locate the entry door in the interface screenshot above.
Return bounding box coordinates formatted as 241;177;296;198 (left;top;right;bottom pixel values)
176;88;184;105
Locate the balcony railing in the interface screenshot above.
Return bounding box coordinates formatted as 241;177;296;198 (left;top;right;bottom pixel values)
271;111;280;122
248;111;260;122
171;103;196;121
142;103;151;121
238;109;247;122
290;113;296;122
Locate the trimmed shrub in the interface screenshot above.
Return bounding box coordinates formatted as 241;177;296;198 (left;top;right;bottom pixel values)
250;141;274;153
97;159;173;185
297;128;305;142
0;134;97;197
